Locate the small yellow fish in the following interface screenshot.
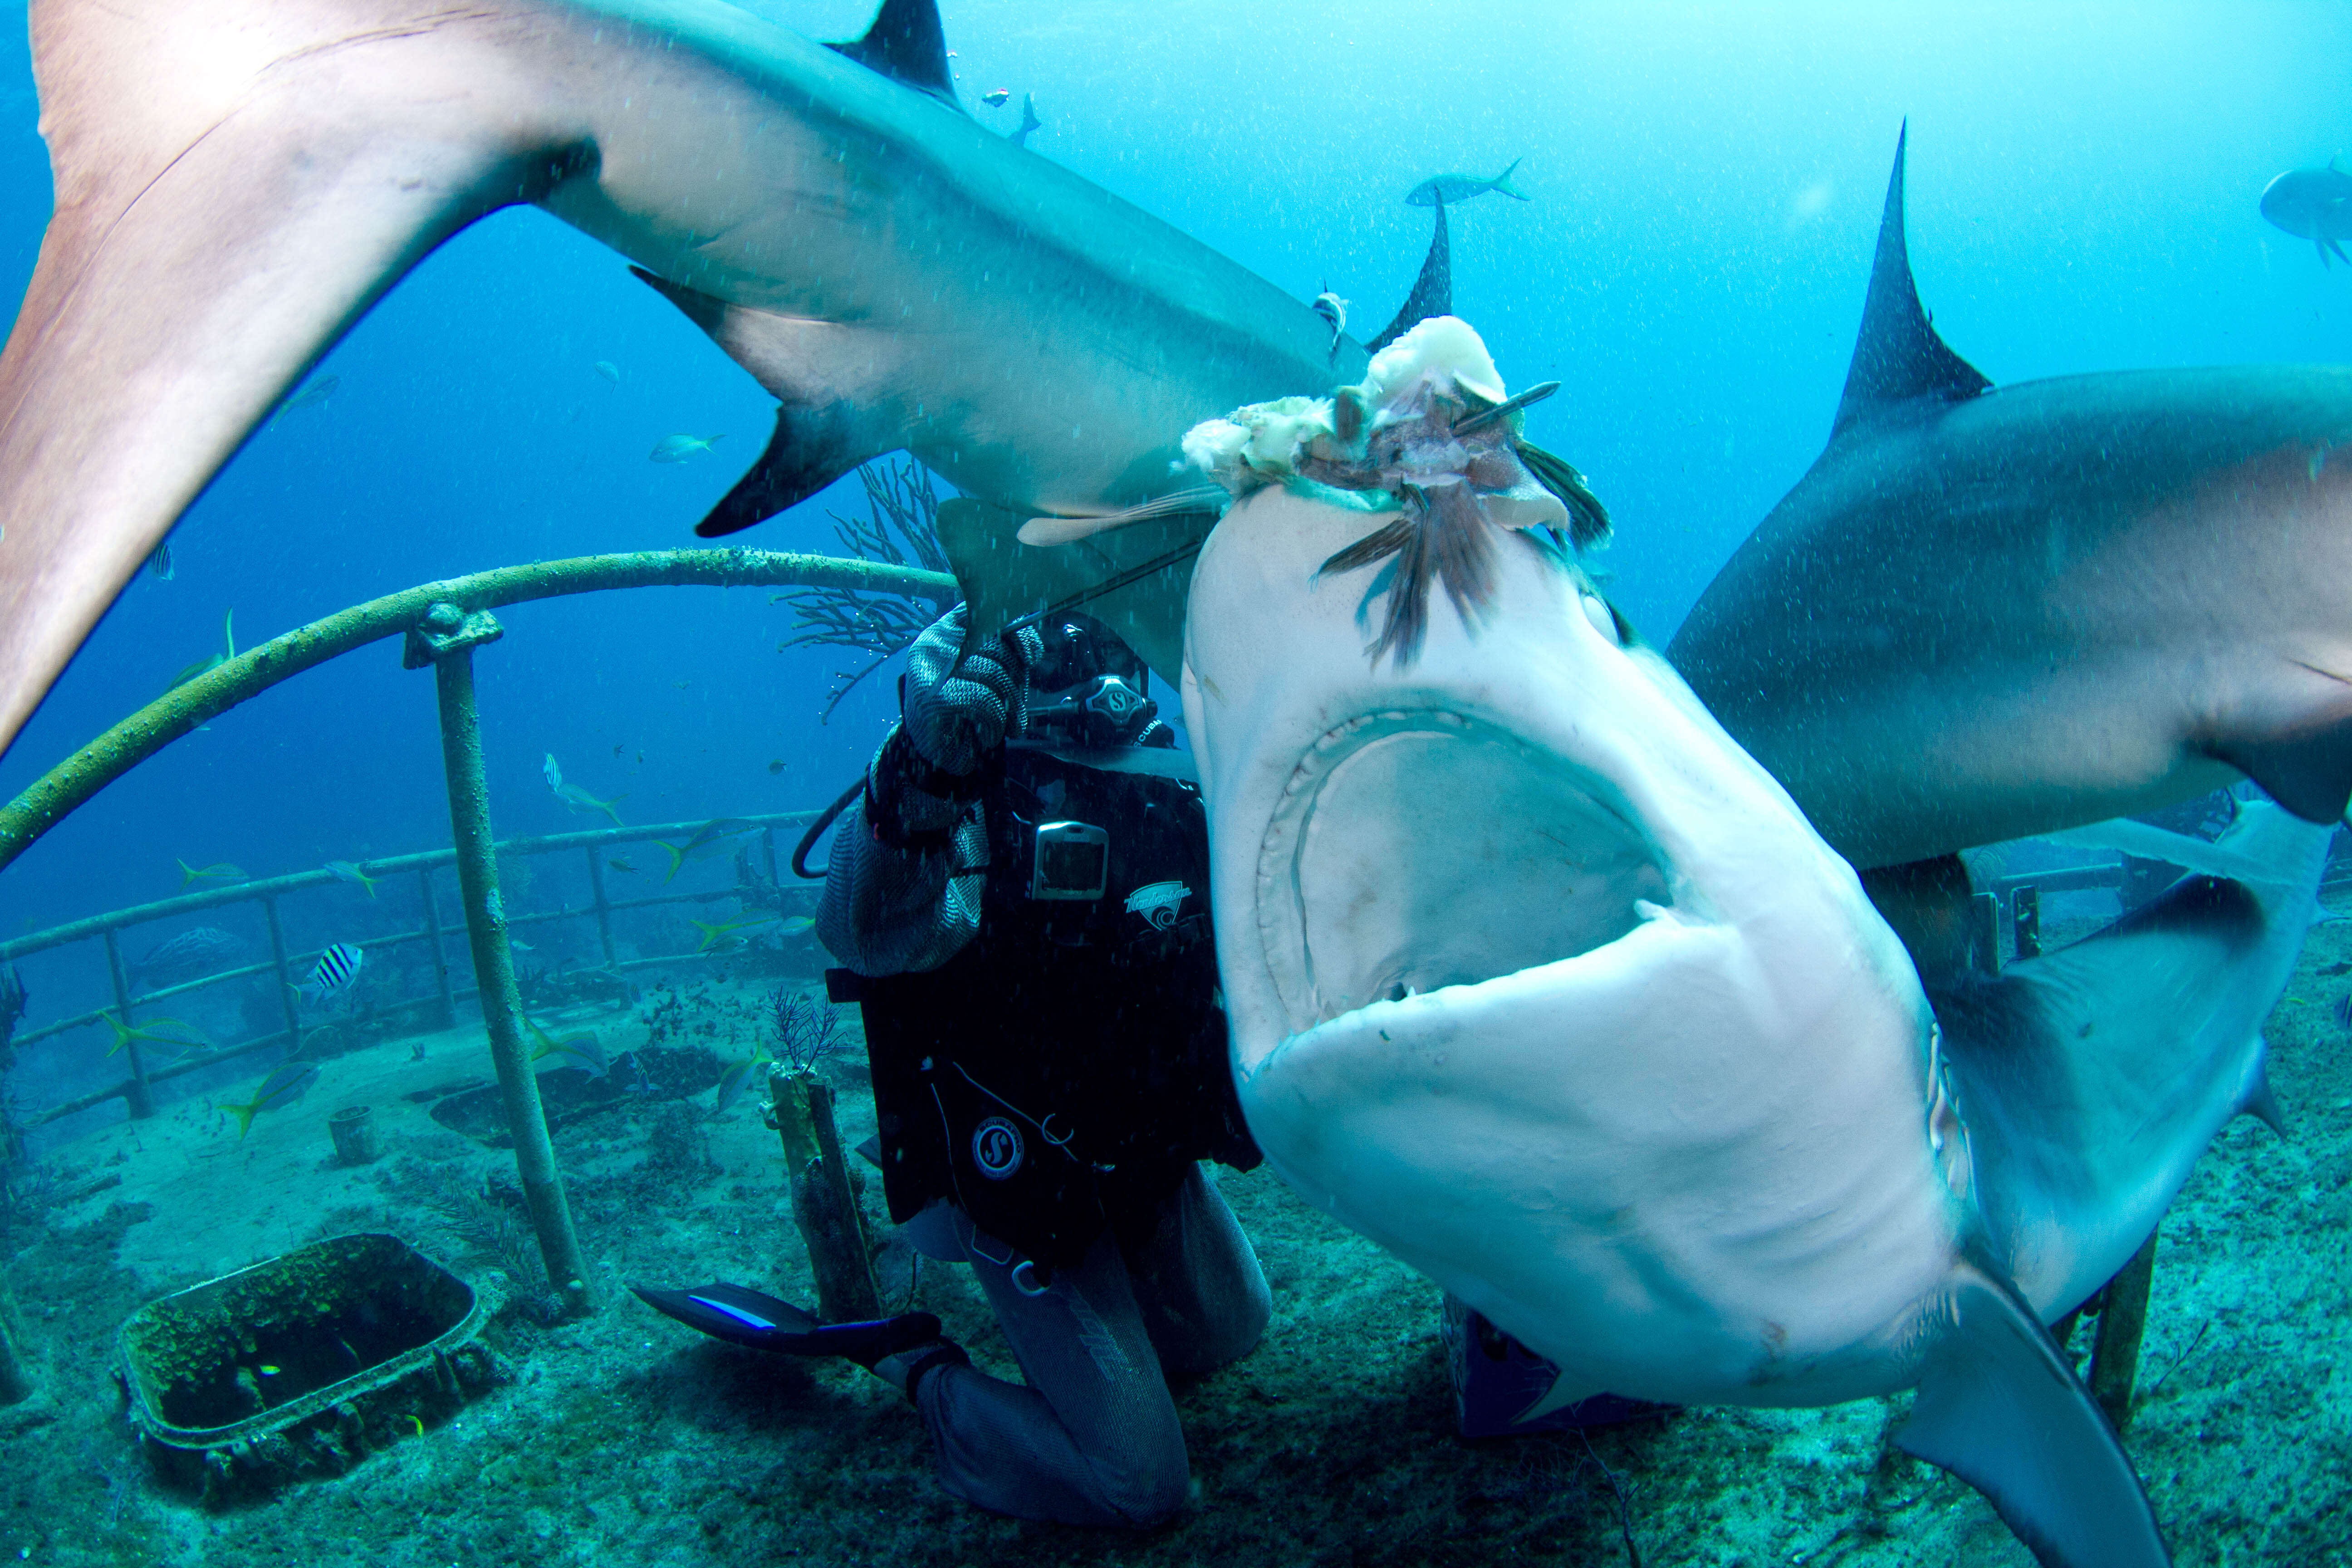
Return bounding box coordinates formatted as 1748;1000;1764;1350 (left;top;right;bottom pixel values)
259;1364;280;1376
608;856;637;874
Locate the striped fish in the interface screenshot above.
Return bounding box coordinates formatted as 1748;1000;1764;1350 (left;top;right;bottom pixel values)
296;942;363;1003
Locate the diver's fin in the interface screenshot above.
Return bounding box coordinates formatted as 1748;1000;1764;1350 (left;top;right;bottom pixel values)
827;0;959;108
0;0;591;759
627;269;907;536
2200;717;2352;823
1830;121;1993;441
1368;199;1452;354
630;1282;944;1364
1896;1250;2169;1568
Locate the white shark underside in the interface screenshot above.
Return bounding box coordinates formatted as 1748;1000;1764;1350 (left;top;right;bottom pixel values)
0;0;1364;757
1181;483;2193;1568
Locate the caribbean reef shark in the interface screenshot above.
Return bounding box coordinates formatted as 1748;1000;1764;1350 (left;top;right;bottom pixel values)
0;0;1459;759
1178;318;2330;1568
1669;126;2352;872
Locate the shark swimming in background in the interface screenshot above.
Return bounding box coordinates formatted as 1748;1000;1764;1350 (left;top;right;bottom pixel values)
2261;155;2352;266
1173;317;2318;1568
1670;126;2352;875
0;0;1456;758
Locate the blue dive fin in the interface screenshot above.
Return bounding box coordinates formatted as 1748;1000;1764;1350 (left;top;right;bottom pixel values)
1930;800;2328;1319
1830;121;1992;440
1898;1250;2168;1568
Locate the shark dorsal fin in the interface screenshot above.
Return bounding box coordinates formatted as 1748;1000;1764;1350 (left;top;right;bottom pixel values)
1831;122;1990;440
2332;151;2352;177
829;0;960;108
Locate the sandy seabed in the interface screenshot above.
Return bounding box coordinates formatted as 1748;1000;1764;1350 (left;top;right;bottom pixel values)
3;930;2349;1568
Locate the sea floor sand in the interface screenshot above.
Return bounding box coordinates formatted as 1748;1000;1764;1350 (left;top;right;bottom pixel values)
4;932;2348;1567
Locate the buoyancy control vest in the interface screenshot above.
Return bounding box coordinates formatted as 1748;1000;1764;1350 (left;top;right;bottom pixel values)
829;739;1260;1271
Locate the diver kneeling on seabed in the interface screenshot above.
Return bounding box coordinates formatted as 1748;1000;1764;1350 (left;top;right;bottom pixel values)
638;607;1269;1528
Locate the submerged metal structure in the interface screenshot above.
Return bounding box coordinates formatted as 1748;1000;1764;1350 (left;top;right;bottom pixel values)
0;548;956;1318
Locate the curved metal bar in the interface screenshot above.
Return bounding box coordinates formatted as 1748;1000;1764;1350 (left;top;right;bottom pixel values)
0;549;957;874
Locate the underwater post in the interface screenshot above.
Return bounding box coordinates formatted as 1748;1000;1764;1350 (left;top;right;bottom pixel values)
404;603;593;1318
0;1269;31;1406
766;1063;881;1322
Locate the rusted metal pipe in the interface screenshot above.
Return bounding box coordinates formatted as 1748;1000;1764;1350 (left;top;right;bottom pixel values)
409;603;591;1318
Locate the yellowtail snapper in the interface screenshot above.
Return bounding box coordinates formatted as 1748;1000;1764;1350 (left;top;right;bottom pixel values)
1406;159;1529;206
688;912;782;952
526;1017;610;1078
544;754;625;827
101;1012;204;1058
710;1041;771;1118
322;861;379;898
176;859;247;889
166;608;235;692
655;818;759;884
217;1058;320;1139
649;432;724;464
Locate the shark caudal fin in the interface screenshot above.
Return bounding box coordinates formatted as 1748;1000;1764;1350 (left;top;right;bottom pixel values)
1898;1250;2169;1568
1930;799;2328;1322
1367;200;1454;354
1829;122;1992;442
0;0;597;760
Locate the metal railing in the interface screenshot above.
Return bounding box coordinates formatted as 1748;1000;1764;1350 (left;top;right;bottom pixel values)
0;546;956;1314
0;810;817;1127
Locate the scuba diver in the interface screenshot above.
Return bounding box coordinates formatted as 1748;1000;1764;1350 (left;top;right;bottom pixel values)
636;606;1268;1528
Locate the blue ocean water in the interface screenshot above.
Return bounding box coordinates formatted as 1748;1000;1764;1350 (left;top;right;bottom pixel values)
0;1;2344;934
0;5;2348;1563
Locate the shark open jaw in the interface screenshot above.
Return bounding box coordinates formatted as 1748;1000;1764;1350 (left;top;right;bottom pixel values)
1183;476;1964;1409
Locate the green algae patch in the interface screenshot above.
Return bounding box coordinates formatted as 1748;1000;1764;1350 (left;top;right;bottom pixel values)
116;1233;500;1502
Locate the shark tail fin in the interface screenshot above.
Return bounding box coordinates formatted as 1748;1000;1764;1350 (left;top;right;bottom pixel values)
1490;157;1530;201
1368;199;1452;354
1897;1250;2168;1568
0;0;585;757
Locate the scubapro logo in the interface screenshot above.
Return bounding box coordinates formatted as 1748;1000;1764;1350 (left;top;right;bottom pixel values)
1123;880;1190;931
972;1117;1024;1180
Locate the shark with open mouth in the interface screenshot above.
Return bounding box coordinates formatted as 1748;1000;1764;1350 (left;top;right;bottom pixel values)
1172;317;2330;1568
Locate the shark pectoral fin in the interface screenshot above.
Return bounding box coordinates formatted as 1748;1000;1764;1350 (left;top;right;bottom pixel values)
0;0;580;754
2321;238;2336;270
2242;1052;2288;1138
628;270;908;537
1896;1254;2168;1568
1514;1368;1606;1425
2202;718;2352;823
941;498;1202;684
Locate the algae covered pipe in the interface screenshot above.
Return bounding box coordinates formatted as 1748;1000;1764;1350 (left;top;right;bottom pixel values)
0;549;958;873
409;602;594;1318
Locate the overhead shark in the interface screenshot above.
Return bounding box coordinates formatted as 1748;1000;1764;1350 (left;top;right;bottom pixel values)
1669;126;2352;873
0;0;1464;760
1182;318;2323;1568
2261;155;2352;266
